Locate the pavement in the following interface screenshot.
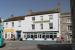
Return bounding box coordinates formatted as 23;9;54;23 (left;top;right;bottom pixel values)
0;40;73;50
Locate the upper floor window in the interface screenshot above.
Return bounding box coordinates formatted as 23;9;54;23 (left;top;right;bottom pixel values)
12;22;14;27
6;22;8;25
49;15;53;20
18;21;21;27
32;17;35;21
68;25;72;31
40;16;43;21
41;24;43;29
32;24;35;29
49;23;53;29
67;18;71;23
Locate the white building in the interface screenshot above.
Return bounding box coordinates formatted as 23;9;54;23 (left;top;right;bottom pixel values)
3;16;25;40
3;10;60;41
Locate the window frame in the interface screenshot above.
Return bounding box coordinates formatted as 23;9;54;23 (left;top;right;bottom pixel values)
49;23;53;29
49;15;53;20
18;20;21;27
41;23;43;29
12;22;14;27
32;24;35;29
32;17;35;21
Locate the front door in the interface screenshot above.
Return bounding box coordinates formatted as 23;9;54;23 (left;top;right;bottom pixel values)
16;31;21;40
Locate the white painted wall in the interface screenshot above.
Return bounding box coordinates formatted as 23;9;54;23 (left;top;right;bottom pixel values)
3;20;24;39
3;13;60;40
22;13;60;32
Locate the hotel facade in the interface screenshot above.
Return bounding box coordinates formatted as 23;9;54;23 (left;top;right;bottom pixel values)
3;10;61;41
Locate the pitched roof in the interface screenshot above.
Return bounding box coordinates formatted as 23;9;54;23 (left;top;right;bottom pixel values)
4;9;59;22
26;10;59;16
3;16;25;22
61;12;71;15
61;12;71;17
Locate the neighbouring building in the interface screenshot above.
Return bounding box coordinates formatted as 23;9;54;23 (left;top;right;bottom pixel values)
60;12;72;42
3;16;25;40
3;9;61;41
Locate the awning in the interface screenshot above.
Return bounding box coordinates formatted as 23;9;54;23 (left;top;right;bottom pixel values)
4;28;15;32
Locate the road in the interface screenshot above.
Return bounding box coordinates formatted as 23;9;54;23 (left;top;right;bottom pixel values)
0;40;72;50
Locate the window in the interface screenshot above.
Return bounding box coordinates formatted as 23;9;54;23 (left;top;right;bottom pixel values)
68;25;72;31
34;35;37;38
6;22;8;25
40;16;43;21
54;33;57;34
40;35;41;38
41;24;43;29
67;18;71;23
32;24;35;29
32;17;35;21
46;35;49;38
31;35;34;38
42;33;45;38
27;33;30;38
12;22;14;27
49;15;53;20
38;34;42;38
18;21;21;27
54;35;57;38
5;33;7;38
42;35;45;38
49;23;53;29
50;35;53;38
11;34;14;38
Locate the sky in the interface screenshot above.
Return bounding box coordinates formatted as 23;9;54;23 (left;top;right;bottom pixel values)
0;0;70;19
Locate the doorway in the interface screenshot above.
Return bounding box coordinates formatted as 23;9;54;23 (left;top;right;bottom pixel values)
16;31;21;40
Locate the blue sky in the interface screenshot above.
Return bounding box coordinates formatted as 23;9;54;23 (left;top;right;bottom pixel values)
0;0;70;19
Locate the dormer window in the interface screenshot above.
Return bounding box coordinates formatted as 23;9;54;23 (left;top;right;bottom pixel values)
40;16;43;21
6;22;8;25
49;15;53;20
12;22;14;27
32;17;35;21
18;21;21;27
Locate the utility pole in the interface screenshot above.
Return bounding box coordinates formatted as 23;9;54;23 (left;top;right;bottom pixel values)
70;0;75;44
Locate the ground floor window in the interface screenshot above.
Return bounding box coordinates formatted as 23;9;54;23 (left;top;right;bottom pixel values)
54;35;57;38
46;35;49;38
24;32;57;40
38;34;42;38
42;35;45;38
27;33;30;38
11;34;14;38
31;35;33;38
5;33;7;38
50;35;53;38
34;34;37;38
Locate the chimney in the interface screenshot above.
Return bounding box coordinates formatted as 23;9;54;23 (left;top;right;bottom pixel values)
27;9;33;15
9;14;14;18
